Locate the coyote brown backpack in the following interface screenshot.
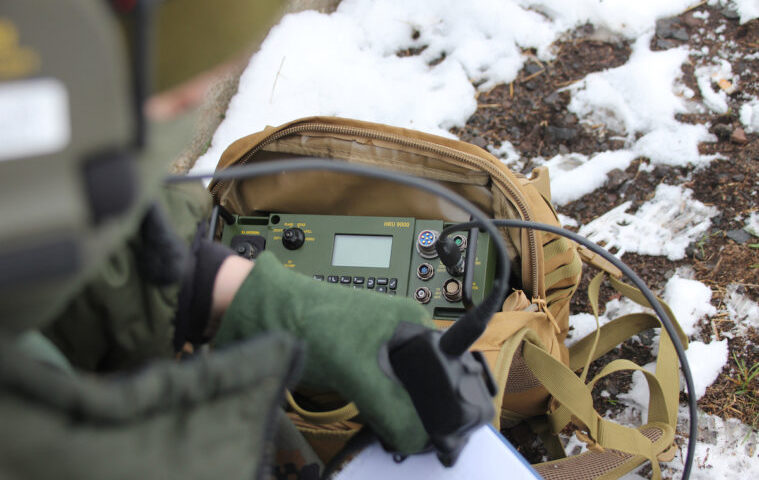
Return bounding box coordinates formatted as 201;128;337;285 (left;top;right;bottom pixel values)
209;116;687;479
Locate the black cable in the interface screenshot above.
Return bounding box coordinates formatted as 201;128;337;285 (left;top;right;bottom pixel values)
167;159;510;356
442;219;696;480
131;0;153;149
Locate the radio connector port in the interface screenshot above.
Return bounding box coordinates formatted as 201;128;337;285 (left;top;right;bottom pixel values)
417;263;435;281
414;287;432;304
416;229;439;259
442;279;463;303
451;233;467;251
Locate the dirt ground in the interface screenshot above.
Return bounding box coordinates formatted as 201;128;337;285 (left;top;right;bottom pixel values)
448;2;759;457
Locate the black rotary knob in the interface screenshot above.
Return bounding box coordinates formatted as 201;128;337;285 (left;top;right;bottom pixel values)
282;227;306;250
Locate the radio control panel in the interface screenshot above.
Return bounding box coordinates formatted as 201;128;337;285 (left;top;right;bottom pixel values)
219;213;496;319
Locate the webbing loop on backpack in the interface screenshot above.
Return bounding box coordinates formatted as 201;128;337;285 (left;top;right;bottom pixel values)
285;390;359;425
532;297;562;335
577;272;604;384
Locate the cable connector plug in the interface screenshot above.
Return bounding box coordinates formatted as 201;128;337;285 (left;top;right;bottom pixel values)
436;236;465;276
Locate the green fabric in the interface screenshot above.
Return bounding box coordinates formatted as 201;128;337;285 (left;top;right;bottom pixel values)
43;182;212;371
216;251;434;454
14;331;73;375
0;332;302;480
272;409;325;475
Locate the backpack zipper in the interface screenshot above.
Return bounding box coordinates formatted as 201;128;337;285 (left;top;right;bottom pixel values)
210;122;540;296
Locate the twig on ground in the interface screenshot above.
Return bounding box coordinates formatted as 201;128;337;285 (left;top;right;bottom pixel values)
684;1;708;13
521;69;546;83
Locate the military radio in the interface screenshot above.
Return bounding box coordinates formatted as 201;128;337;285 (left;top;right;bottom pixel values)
216;211;497;320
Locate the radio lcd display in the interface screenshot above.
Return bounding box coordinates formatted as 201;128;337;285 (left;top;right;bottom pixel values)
332;234;393;268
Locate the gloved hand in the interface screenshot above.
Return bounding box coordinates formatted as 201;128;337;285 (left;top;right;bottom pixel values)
173;225;234;353
214;251;434;454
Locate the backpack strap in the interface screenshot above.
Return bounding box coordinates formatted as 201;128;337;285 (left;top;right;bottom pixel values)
577;245;623;278
523;274;688;479
523;341;673;480
285;390;359;425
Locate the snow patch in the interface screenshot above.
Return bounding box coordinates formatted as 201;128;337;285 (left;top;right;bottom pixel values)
621;340;726;424
733;0;759;24
695;60;736;114
557;213;578;228
539;150;636;205
725;284;759;334
632;124;718;167
578;184;719;260
683;340;729;398
740;99;759;134
487;141;522;170
567;36;690;136
668;410;759;479
663;274;717;336
624;407;759;480
567;35;716;167
745;211;759;237
517;0;701;38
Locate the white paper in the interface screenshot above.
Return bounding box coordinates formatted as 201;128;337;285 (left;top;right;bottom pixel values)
0;78;70;162
331;425;541;480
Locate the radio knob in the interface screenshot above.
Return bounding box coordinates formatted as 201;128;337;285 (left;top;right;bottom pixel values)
282;228;305;250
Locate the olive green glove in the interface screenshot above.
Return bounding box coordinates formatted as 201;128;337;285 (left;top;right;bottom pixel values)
214;251;433;453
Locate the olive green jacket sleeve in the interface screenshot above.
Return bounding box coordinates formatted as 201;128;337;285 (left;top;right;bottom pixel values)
0;331;303;480
43;182;212;371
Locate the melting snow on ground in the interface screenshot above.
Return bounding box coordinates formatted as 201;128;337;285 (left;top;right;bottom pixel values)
724;284;759;336
538;150;637;205
695;59;737;114
628;407;759;480
577;184;718;260
194;0;758;475
567;35;717;167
